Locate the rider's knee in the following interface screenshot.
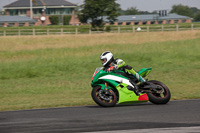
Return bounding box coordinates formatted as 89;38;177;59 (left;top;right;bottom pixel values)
125;65;133;70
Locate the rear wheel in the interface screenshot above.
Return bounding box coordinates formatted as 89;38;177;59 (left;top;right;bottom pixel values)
91;86;117;107
147;80;171;104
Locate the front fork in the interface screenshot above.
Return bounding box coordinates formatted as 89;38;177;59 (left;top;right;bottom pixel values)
103;82;113;95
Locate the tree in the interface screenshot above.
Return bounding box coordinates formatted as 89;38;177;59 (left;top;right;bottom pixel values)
120;7;153;15
63;15;72;25
190;7;199;15
138;11;152;15
170;4;194;18
124;7;139;15
49;16;59;25
194;11;200;21
78;0;120;29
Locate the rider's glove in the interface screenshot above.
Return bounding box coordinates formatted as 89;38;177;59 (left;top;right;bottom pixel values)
114;65;118;69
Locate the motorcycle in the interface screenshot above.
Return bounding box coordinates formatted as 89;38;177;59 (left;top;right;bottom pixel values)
91;67;171;107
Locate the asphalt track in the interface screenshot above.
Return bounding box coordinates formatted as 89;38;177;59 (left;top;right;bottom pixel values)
0;99;200;133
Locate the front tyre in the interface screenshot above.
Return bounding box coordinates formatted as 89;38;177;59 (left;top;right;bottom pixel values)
147;80;171;104
91;86;117;107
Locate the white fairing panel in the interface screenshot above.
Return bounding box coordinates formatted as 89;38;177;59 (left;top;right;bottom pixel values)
99;75;134;88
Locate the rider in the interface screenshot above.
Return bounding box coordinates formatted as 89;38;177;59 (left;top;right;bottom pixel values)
100;51;146;96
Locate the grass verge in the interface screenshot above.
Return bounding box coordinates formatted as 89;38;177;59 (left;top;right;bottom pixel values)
0;31;200;111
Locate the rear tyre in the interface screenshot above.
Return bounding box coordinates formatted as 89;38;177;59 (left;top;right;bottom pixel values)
91;86;117;107
147;80;171;104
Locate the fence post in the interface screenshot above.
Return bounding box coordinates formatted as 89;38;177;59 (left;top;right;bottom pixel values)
61;28;63;35
33;29;35;36
132;26;135;32
89;28;91;34
18;29;21;36
191;24;194;30
118;27;120;33
75;28;78;35
47;28;49;35
161;25;164;32
147;26;149;32
4;30;6;36
176;24;179;31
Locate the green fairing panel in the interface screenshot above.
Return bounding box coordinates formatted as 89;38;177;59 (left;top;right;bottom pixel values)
101;79;119;89
91;71;125;88
138;68;152;77
110;71;128;79
92;70;107;83
116;83;141;103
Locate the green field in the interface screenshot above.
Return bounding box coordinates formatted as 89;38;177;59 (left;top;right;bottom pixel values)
0;31;200;111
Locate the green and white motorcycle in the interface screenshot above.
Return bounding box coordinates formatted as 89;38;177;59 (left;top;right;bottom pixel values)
91;67;171;107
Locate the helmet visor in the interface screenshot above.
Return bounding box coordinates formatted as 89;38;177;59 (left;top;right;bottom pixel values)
101;58;107;64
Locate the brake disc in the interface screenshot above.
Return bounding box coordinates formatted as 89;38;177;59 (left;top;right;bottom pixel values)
99;90;112;101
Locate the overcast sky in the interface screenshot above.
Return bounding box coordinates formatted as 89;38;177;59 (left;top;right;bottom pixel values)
0;0;200;12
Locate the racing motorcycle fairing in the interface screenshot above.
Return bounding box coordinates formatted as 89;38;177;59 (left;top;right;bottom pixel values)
91;68;149;104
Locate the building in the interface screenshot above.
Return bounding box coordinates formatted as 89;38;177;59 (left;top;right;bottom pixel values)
0;16;36;27
2;1;192;27
104;13;192;26
3;0;80;26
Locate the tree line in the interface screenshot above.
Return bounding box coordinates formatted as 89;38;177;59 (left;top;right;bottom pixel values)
170;4;200;21
120;4;200;21
78;0;200;29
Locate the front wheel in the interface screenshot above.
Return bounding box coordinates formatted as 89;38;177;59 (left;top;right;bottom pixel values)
91;86;117;107
147;80;171;104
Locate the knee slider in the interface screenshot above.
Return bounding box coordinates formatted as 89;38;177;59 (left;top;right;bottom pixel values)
125;65;133;70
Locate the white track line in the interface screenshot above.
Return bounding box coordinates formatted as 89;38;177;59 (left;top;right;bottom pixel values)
83;126;200;133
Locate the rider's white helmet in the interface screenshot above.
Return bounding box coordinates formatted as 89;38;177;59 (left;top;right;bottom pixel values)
100;51;114;67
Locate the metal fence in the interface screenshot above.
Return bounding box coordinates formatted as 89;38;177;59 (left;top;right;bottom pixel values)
0;24;200;36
